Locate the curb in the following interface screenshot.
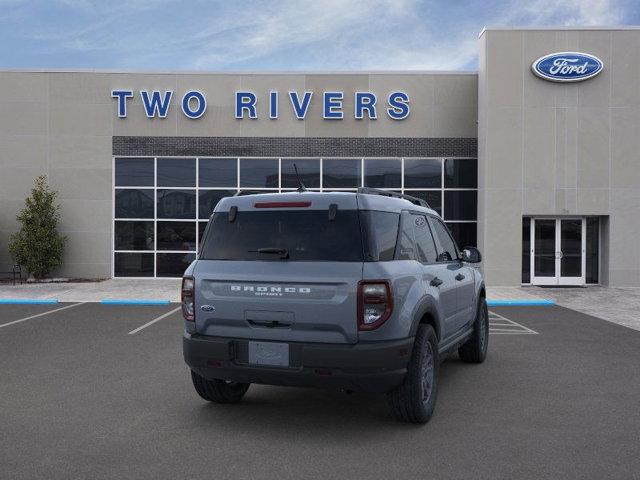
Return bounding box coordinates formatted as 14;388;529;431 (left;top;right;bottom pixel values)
100;299;172;305
0;298;59;304
487;299;555;307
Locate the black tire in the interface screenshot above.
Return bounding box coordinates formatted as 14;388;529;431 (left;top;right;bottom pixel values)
190;370;250;404
458;297;489;363
387;324;439;424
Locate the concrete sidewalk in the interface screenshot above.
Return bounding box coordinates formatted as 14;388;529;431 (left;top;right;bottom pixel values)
1;280;639;331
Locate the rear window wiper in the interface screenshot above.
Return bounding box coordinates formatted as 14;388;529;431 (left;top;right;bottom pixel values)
248;247;290;259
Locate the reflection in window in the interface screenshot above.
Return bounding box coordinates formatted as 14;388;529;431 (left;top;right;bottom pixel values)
114;252;154;277
156;221;196;251
198;190;236;219
444;191;477;221
444;158;477;188
364;159;401;188
199;158;237;187
157;158;196;187
115;189;154;218
156;253;196;277
114;221;154;250
322;159;361;188
404;159;441;188
281;158;320;188
240;158;278;188
157;189;196;219
115;158;154;187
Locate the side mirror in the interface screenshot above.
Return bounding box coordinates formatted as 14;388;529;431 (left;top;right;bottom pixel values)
461;246;482;263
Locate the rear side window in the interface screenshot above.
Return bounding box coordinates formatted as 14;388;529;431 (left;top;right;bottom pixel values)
360;211;400;261
429;217;459;262
200;210;364;262
412;214;438;263
396;212;416;260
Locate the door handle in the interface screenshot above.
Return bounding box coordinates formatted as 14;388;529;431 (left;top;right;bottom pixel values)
455;273;465;281
430;277;443;287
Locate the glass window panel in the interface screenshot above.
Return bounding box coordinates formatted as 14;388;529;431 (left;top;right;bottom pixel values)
199;190;236;219
359;211;400;261
364;158;401;188
281;158;320;188
586;217;599;284
446;222;477;249
560;219;582;277
406;191;442;215
157;158;196;187
322;159;361;188
114;252;154;277
413;215;438;263
156;253;196;278
534;220;556;277
239;158;278;188
396;212;416;261
115;189;154;218
198;221;209;244
444;159;477;188
114;221;154;251
157;221;196;251
430;218;459;261
115;158;154;187
404;159;441;188
199;158;237;187
522;218;531;283
157;189;196;219
444;191;477;221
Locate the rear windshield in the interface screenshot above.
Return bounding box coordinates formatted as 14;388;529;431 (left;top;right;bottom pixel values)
200;209;400;262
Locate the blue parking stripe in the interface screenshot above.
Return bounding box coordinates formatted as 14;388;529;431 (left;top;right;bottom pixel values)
0;298;59;305
100;299;172;305
487;299;555;307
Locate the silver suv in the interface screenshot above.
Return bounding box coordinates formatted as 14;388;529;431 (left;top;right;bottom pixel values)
182;188;488;423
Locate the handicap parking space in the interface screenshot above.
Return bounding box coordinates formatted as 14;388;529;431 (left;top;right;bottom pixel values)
1;303;639;479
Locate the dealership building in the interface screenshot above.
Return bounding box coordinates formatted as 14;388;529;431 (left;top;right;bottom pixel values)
0;26;639;286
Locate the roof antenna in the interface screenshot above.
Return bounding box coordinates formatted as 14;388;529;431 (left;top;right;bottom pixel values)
293;163;307;192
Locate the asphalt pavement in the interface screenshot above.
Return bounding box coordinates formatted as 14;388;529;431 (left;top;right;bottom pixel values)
0;303;638;480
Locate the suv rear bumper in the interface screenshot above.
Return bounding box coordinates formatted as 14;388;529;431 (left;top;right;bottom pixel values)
183;332;414;393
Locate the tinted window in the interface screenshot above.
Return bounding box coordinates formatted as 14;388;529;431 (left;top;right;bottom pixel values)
322;159;361;188
404;159;441;188
198;221;209;244
157;221;196;251
413;215;438;263
114;221;154;250
115;158;154;187
201;210;363;262
156;253;195;277
360;211;399;261
447;222;477;248
114;252;154;277
157;158;196;187
115;189;154;218
444;191;477;221
157;189;196;219
364;159;401;188
240;158;278;188
444;159;477;188
522;218;530;283
586;217;599;284
407;190;442;215
430;218;459;262
198;190;235;219
396;212;416;260
281;158;320;188
199;158;237;187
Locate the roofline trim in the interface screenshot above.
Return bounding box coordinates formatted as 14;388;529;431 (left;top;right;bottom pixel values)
479;25;640;38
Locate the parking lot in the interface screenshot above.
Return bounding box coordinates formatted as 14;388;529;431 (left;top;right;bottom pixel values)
1;302;639;480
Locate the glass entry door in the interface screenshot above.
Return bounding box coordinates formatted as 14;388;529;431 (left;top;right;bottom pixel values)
531;218;586;286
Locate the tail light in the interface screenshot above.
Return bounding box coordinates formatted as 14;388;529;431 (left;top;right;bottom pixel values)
182;276;195;321
357;280;393;330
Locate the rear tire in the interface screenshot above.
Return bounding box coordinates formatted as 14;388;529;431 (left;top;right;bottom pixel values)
190;370;250;404
458;297;489;363
387;324;439;424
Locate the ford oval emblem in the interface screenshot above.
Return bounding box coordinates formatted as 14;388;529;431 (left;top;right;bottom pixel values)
200;305;215;312
532;52;603;83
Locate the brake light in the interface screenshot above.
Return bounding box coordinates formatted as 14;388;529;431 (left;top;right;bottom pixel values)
182;276;195;321
254;201;311;208
357;280;393;330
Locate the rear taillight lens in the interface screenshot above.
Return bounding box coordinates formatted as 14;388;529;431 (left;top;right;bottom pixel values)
357;281;393;330
182;276;195;321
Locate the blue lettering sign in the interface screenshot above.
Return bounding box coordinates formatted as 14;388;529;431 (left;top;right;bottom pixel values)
181;90;206;119
111;90;133;118
140;90;173;118
355;92;377;120
235;91;257;119
289;91;313;119
387;91;410;120
269;91;278;119
323;92;343;119
532;52;603;82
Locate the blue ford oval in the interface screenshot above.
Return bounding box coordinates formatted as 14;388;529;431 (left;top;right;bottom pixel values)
532;52;603;82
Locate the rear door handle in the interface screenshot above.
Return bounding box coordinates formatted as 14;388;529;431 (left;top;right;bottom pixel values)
455;273;465;281
430;277;443;287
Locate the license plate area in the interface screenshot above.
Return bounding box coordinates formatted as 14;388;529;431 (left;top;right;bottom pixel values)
248;341;290;367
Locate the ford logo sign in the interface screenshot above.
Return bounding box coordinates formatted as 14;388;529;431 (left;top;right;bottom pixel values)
532;52;603;83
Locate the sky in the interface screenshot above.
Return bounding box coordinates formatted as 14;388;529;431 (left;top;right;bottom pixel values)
0;0;638;71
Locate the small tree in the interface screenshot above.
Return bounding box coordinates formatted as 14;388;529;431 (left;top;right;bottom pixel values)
9;176;67;279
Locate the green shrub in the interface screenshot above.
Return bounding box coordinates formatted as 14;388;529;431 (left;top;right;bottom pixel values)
8;175;67;279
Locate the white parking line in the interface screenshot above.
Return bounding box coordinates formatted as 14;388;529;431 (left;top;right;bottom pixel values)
488;311;539;335
128;306;181;335
0;303;83;329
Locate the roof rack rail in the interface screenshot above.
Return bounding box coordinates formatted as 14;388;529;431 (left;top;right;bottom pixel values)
357;187;431;209
234;190;259;197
